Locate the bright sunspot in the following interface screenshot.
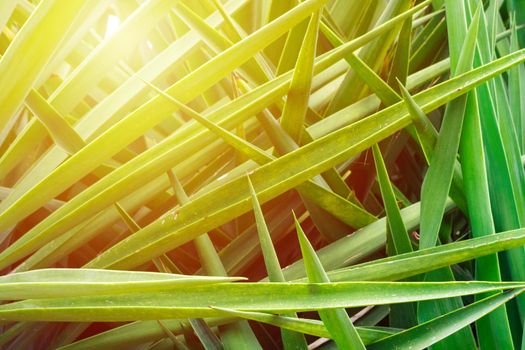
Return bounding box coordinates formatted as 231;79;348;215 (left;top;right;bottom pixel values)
104;14;120;39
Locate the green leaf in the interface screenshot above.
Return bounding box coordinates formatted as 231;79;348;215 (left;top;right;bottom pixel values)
0;322;26;347
509;17;525;152
320;21;400;107
4;1;525;348
0;269;242;300
326;226;525;283
0;0;331;234
458;3;514;349
58;318;236;350
469;0;525;326
114;203;141;232
327;0;412;112
387;15;412;92
276;18;309;76
139;75;374;236
419;6;480;249
373;142;417;329
417;266;477;350
83;46;525;271
279;11;319;143
247;176;285;281
372;144;412;255
295;213;366;349
166;170;261;349
0;2;429;269
248;176;308;349
173;1;269;85
397;81;437;163
210;307;396;344
188;318;223;350
1;281;524;322
157;320;190;350
368;289;524;350
507;0;525;47
24;89;85;154
0;0;89;132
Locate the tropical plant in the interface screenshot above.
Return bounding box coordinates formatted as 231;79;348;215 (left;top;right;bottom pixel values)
1;0;525;349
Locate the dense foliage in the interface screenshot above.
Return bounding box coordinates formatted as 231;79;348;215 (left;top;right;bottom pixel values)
1;0;525;349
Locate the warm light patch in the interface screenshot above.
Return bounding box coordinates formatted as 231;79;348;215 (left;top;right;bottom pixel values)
104;14;120;39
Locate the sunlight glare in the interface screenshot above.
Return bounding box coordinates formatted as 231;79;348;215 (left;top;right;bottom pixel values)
104;15;120;39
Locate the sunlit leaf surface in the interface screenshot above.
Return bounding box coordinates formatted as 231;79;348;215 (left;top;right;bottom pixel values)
0;0;525;348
